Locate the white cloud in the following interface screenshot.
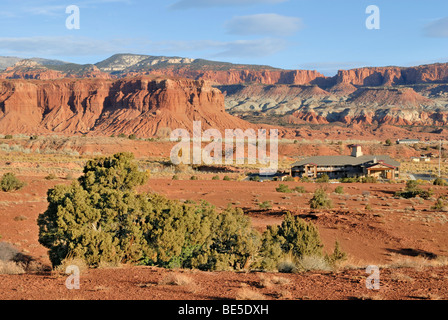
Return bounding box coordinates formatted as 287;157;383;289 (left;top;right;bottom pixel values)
19;0;132;16
170;0;287;10
225;13;302;36
0;36;127;57
0;36;287;59
212;38;287;58
423;17;448;38
143;38;287;58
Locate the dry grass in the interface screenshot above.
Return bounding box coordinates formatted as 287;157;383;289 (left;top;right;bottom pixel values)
258;274;290;288
158;272;200;294
385;255;448;270
390;272;415;283
0;260;25;275
158;272;195;286
54;257;88;275
236;288;267;300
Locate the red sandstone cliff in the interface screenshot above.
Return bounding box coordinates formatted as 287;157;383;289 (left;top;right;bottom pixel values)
0;77;253;136
335;63;448;86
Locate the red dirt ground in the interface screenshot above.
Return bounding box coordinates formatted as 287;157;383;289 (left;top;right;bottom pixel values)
1;175;448;300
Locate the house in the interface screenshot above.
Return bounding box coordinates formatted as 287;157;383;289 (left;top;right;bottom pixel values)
291;145;400;180
396;139;420;145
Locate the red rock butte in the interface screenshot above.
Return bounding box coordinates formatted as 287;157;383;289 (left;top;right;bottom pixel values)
0;76;254;136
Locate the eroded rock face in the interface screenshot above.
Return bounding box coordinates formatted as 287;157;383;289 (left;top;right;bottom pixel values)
0;77;252;136
0;60;113;80
335;63;448;86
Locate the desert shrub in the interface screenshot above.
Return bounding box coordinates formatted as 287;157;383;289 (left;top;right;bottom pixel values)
38;152;261;271
316;174;329;183
257;213;324;271
118;133;127;138
297;255;332;272
433;177;447;186
300;176;310;182
339;177;359;183
174;163;190;174
190;175;198;180
283;176;294;182
309;187;333;209
277;258;297;273
360;176;378;183
385;139;392;146
249;175;260;182
431;196;448;211
212;175;220;180
172;174;179;180
294;186;306;193
276;184;292;193
189;206;261;271
258;201;272;209
334;186;344;194
38;153;150;267
30;135;38;140
4;134;13;139
395;180;433;199
143;202;261;271
45;173;57;180
1;173;26;192
325;241;347;267
223;175;231;181
128;134;137;140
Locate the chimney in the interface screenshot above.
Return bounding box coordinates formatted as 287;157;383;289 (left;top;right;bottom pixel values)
351;145;363;157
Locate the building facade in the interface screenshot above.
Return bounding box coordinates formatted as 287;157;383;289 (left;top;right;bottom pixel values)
291;145;400;180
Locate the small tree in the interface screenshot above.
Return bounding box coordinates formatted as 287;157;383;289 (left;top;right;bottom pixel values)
433;177;447;186
309;187;333;209
431;196;447;211
1;173;25;192
258;201;272;209
294;186;306;193
316;174;329;183
395;180;433;199
334;186;344;194
257;213;324;271
276;184;292;193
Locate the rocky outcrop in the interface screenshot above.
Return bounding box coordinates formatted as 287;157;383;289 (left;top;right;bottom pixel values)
0;60;113;80
335;63;448;86
0;60;65;80
0;77;252;136
132;68;327;86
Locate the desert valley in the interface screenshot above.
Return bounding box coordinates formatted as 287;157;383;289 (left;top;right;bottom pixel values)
0;53;448;302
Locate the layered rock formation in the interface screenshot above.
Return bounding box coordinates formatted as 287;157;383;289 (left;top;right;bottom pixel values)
0;77;252;136
335;63;448;86
2;54;448;130
0;60;113;80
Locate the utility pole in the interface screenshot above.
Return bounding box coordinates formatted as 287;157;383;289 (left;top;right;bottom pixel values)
439;140;442;178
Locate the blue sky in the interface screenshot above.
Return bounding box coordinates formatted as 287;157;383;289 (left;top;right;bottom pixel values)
1;0;448;75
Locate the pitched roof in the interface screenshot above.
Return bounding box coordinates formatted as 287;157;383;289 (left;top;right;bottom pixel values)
291;155;400;168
